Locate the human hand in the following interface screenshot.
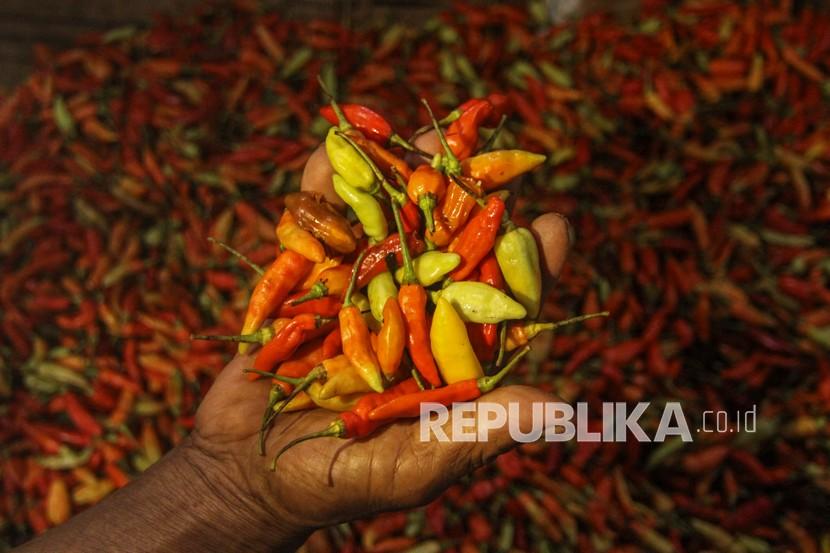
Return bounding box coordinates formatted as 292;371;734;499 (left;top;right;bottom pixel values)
189;132;573;548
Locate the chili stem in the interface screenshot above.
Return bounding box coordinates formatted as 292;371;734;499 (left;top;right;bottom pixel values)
493;321;509;372
243;368;278;379
190;332;262;344
208;237;264;276
421;98;461;175
527;311;610;336
480;344;531;393
290;281;329;305
316;75;351;130
482;114;508;152
390;199;417;285
271;420;345;471
342;251;366;307
334;130;407;205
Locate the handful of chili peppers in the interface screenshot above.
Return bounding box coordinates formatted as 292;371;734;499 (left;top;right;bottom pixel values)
193;90;607;467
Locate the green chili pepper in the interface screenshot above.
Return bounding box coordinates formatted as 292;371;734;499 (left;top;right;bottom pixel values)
368;271;398;323
34;362;93;394
332;173;387;242
325;128;376;192
495;223;542;319
53;96;76;138
434;281;526;323
36;446;92;470
395;251;460;286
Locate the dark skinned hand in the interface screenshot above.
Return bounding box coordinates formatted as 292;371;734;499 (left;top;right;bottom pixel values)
191;131;573;544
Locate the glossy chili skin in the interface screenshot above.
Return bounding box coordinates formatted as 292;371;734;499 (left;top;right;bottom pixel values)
238;250;313;353
319;103;393;144
356;233;426;287
448;195;506;281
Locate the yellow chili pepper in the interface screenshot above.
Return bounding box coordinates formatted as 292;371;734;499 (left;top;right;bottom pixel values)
316;355;375;399
394;251;460;286
279;391;314;412
461;150;546;191
495;223;542;319
307;381;364;411
430;297;483;384
276;209;326;263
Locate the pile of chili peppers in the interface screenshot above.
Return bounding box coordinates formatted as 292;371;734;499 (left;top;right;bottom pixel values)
2;0;830;550
197;90;587;465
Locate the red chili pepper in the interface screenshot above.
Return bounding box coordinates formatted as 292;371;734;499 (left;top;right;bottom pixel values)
368;345;530;421
63;393;103;437
448;195;505;281
238;249;313;353
252;313;321;375
320;103;393;143
271;378;421;468
356;233;425;288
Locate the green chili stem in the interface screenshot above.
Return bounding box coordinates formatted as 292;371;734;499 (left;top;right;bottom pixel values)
190;332;261;344
317;75;351;130
480;345;531;393
208;237;264;276
525;312;610;339
243;368;278;379
259;386;285;455
271;420;345;471
421;98;461;175
272;365;325;419
482;114;508;152
290;281;329;305
494;321;509;372
390;199;417;285
334;130;407;204
343;251;366;307
411;368;427;390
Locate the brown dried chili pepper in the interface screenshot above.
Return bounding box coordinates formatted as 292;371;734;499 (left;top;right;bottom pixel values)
238;250;313;353
284;191;357;254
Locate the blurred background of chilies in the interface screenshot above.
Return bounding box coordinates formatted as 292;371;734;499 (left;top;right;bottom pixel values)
2;0;830;551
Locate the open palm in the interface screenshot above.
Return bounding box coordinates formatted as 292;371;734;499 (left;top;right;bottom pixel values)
192;131;572;530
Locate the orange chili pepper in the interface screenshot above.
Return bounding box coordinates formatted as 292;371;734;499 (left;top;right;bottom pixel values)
448;195;505;281
252;313;321;375
391;200;442;387
339;253;384;392
238;249;313;353
350;133;413;180
375;298;406;378
406;165;446;232
276;209;325;263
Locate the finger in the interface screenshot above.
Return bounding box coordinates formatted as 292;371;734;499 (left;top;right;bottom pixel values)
436;385;557;475
300;143;345;209
530;212;573;280
412;131;443;156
